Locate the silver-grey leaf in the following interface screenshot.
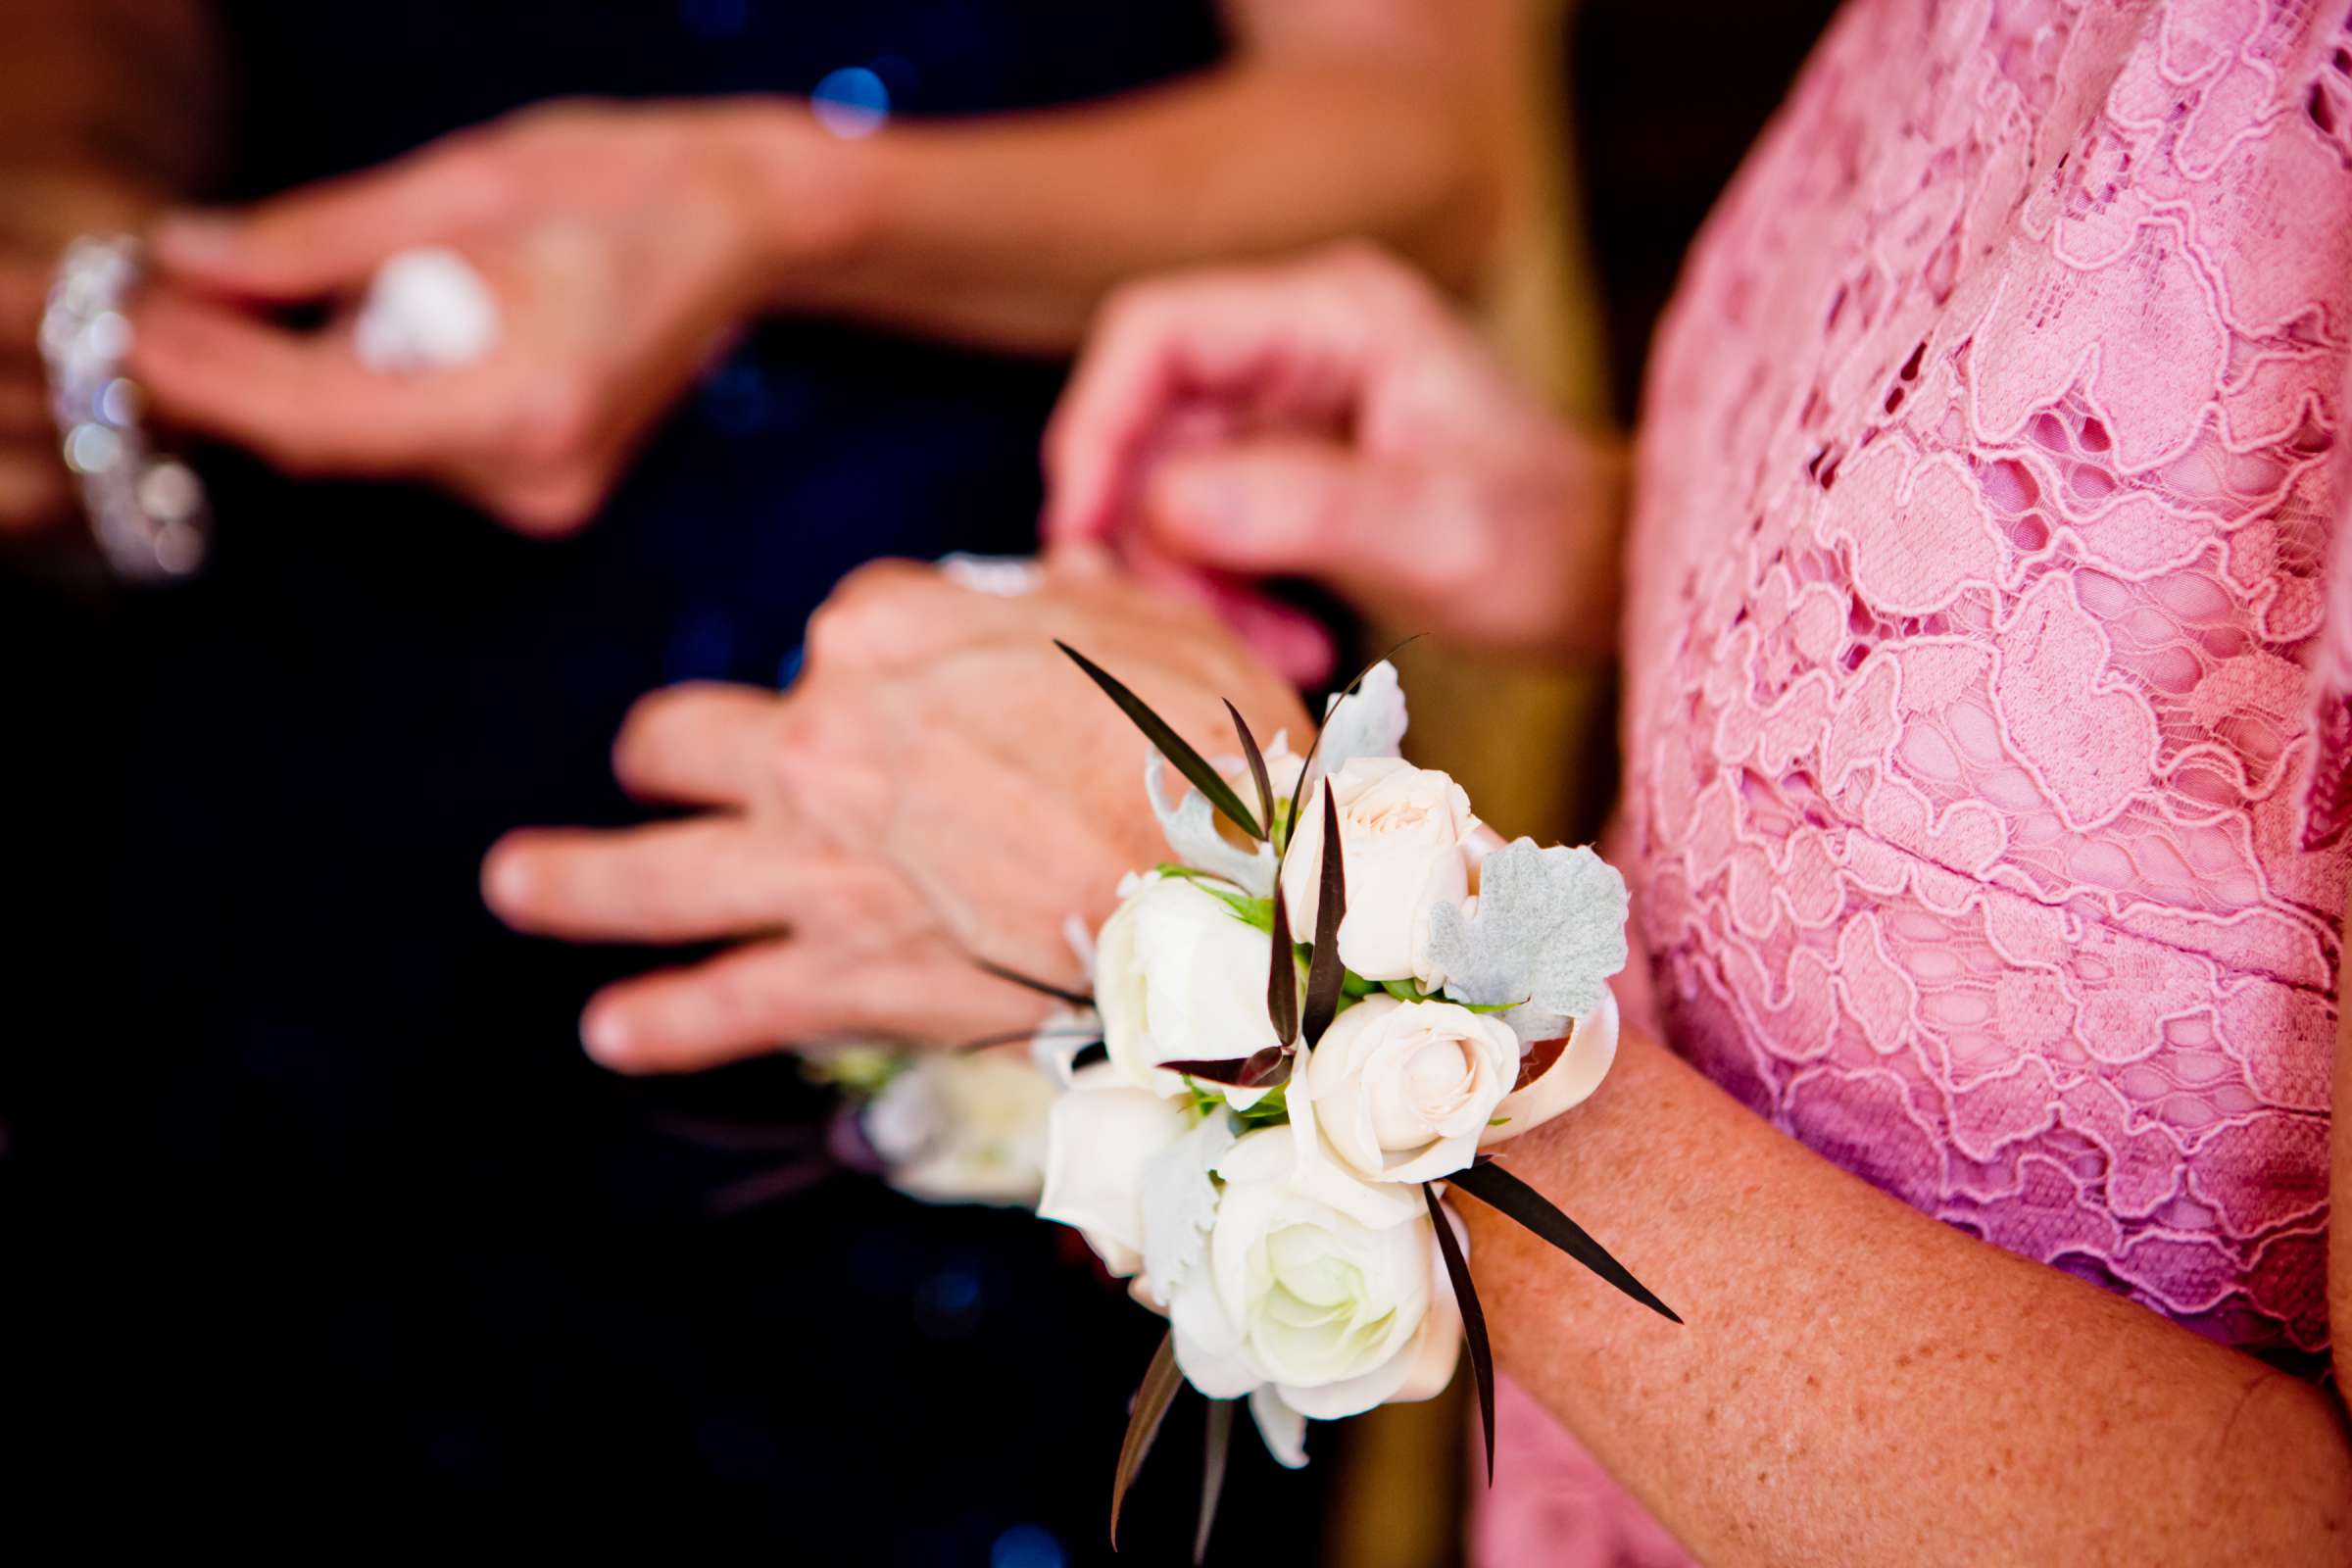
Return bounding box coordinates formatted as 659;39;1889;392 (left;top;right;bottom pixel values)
1428;840;1630;1019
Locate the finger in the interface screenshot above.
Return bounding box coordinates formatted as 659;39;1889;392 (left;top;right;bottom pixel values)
610;681;784;807
482;816;820;945
1139;437;1406;580
148;143;504;300
579;942;1050;1074
128;289;498;474
1043;270;1376;549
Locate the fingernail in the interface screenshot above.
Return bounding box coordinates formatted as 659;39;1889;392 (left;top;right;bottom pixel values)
152;211;240;265
581;1005;633;1063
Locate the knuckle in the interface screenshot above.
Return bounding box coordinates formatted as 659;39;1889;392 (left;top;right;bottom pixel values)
806;559;925;665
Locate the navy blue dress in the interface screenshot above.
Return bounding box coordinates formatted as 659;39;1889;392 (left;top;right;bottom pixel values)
19;5;1333;1560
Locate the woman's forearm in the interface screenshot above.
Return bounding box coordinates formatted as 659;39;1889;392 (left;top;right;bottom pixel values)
746;61;1503;354
0;0;224;217
1466;1027;2352;1566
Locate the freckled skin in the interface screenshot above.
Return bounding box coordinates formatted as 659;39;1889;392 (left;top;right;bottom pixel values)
1457;1029;2352;1566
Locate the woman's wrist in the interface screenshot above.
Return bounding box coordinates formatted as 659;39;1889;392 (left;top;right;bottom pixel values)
712;100;893;315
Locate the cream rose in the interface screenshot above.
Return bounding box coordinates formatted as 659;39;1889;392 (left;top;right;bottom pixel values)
1094;873;1283;1096
865;1051;1060;1207
1280;758;1478;985
1304;996;1518;1183
1167;1124;1461;1420
1036;1061;1193;1277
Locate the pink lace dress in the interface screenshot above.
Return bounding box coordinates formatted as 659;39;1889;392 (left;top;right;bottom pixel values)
1478;2;2352;1560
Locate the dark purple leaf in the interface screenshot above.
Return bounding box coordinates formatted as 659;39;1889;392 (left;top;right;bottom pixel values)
1450;1159;1682;1324
1111;1332;1185;1548
1280;635;1424;851
1162;1046;1291;1089
1267;881;1298;1046
1226;700;1277;846
974;956;1097;1009
1425;1182;1495;1484
1298;787;1348;1046
954;1025;1102;1054
1195;1396;1233;1564
1059;641;1264;842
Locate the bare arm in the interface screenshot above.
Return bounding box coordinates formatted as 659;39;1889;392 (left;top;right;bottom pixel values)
751;0;1527;351
1469;1018;2352;1566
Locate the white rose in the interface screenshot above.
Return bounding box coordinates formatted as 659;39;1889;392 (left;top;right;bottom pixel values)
1281;757;1478;985
1094;873;1283;1097
1167;1124;1461;1419
1037;1061;1192;1276
1304;997;1518;1183
867;1051;1060;1207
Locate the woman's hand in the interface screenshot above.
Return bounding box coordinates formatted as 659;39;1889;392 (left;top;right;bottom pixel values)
1044;244;1628;676
482;550;1309;1071
125;99;856;535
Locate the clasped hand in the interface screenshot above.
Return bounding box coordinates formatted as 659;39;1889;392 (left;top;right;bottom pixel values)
487;245;1625;1069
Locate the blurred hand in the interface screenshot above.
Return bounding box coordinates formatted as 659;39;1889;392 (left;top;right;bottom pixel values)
127;99;850;535
483;550;1309;1072
1044;244;1628;669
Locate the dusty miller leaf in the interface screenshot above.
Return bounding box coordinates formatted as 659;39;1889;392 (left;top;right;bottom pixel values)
1427;840;1630;1019
1141;1113;1239;1298
1315;660;1408;776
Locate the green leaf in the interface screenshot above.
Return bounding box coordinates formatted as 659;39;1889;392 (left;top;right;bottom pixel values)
1448;1159;1682;1324
1425;1182;1496;1485
1150;865;1273;930
1231;1084;1290;1126
1380;979;1428;1003
1059;641;1263;842
1110;1332;1185;1548
1299;786;1348;1047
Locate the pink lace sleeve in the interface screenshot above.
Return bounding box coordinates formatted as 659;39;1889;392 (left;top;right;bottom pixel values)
1485;3;2350;1560
2302;352;2352;848
1613;0;2352;1365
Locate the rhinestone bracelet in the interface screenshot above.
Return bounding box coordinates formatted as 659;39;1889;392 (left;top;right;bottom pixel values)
39;234;210;580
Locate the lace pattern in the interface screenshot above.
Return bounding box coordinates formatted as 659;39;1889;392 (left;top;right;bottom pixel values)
1619;0;2352;1365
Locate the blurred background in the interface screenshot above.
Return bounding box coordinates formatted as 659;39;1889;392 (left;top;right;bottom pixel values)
3;2;1834;1561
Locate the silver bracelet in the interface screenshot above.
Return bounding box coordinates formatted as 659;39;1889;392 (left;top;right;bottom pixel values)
39;234;210;580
